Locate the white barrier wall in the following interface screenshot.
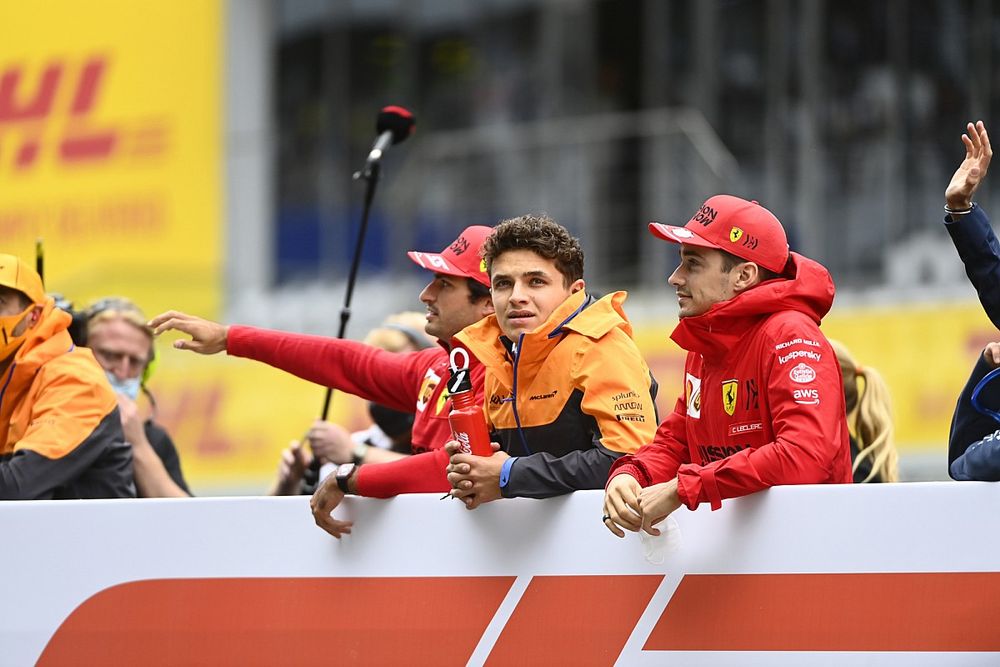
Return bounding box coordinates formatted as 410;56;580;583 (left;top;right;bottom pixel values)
3;484;1000;666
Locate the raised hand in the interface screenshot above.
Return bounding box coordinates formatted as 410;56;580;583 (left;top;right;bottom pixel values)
946;121;992;210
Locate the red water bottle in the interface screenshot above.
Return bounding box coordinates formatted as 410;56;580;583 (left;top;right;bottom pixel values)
447;347;492;456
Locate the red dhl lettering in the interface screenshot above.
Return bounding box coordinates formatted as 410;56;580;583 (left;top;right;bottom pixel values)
0;56;167;171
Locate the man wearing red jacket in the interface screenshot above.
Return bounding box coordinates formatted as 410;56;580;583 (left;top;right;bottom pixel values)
602;195;852;538
150;227;494;534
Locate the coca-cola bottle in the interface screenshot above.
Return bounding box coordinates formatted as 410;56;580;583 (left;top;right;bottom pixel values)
447;347;492;456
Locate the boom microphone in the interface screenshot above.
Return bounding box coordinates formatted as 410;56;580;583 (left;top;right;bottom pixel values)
365;106;416;166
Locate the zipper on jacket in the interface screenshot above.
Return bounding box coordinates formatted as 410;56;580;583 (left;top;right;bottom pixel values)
510;333;532;455
0;362;16;417
546;294;591;339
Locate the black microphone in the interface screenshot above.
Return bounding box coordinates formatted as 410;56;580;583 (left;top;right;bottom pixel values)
365;106;416;166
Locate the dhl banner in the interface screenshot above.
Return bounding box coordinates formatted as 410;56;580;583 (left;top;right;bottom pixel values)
0;0;222;316
2;486;999;665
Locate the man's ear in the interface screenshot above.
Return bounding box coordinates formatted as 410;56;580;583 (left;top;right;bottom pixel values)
27;304;43;327
479;297;495;317
732;263;761;293
569;278;585;294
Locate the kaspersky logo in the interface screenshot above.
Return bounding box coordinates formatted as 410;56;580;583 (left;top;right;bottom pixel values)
0;55;168;171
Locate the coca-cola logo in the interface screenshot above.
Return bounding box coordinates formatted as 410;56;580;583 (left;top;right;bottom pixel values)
454;432;471;454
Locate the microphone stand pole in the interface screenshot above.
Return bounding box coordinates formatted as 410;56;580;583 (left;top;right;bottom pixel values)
300;158;383;492
319;159;382;420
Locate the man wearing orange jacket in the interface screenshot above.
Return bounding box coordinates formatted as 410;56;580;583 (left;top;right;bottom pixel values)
603;196;852;538
0;254;134;499
446;214;659;508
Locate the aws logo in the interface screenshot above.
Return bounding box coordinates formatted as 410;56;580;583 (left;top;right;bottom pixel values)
0;55;169;172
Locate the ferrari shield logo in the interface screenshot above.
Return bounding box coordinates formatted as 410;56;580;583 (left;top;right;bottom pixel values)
729;227;743;243
416;369;441;412
722;379;738;416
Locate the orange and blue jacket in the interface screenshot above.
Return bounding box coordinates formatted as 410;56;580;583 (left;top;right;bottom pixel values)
0;300;134;499
456;290;658;498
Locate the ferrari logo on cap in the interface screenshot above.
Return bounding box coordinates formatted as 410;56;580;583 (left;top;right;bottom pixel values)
722;379;738;416
479;259;487;273
729;227;743;243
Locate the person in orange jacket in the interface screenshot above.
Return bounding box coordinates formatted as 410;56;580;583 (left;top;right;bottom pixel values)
0;255;134;499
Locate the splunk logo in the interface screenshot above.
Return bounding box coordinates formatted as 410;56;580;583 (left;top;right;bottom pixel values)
0;55;169;172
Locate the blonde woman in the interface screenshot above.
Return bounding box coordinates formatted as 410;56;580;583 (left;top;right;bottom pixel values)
830;340;898;483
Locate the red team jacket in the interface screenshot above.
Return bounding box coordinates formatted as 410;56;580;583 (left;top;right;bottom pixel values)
227;326;484;496
608;252;852;510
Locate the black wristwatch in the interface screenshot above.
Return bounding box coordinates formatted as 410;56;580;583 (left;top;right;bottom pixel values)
335;462;357;493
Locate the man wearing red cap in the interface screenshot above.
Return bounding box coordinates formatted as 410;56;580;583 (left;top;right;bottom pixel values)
602;196;852;538
0;254;135;499
151;227;495;530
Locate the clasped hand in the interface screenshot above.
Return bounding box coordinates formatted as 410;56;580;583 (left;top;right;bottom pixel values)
603;475;682;538
444;439;506;509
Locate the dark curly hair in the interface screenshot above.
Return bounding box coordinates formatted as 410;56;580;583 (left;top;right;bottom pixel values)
481;214;584;287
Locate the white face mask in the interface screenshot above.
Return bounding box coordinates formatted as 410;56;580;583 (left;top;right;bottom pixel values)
105;371;141;400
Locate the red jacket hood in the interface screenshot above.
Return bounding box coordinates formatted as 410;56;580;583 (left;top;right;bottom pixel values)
671;252;836;359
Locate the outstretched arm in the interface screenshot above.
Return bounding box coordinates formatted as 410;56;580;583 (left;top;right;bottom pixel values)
149;311;229;355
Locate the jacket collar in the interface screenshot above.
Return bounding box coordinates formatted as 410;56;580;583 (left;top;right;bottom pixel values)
670;252;835;360
11;299;73;372
456;289;633;372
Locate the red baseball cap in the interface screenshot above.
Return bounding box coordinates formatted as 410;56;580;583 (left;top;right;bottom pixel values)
648;195;789;273
407;225;492;287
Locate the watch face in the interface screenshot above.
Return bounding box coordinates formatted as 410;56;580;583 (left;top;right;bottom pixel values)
336;463;355;479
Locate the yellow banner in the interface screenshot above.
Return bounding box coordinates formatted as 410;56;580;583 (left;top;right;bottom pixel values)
152;348;372;494
0;0;222;316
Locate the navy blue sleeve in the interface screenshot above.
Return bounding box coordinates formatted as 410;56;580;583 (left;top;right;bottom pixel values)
944;205;1000;329
949;354;1000;480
